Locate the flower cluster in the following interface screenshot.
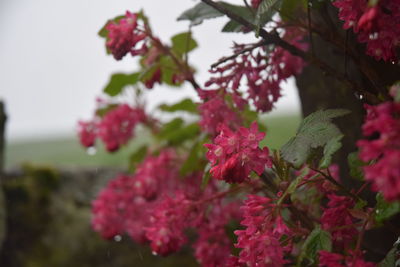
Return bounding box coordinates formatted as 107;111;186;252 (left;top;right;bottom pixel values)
204;26;307;113
92;148;242;260
321;194;358;248
333;0;400;62
198;89;242;136
91;150;179;242
105;11;149;60
205;122;271;184
78;103;146;152
357;101;400;201
232;195;289;267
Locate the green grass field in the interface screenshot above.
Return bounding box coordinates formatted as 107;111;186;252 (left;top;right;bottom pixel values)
5;114;301;169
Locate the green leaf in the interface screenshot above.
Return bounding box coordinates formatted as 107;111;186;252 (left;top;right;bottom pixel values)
222;20;244;33
180;141;206;175
348;151;366;181
159;98;198;114
177;2;224;26
255;0;281;34
219;2;256;33
157;119;200;146
280;0;307;21
103;72;140;96
129;145;148;172
166;123;200;146
378;238;400;267
171;32;198;56
201;164;212;189
95;103;118;117
319;134;343;169
298;226;332;265
281;109;350;168
375;193;400;223
158;118;184;139
158;56;180;86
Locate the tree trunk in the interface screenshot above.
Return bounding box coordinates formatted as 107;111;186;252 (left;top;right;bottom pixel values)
295;2;400;261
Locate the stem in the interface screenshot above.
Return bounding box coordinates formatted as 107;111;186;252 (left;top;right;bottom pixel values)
353;212;371;264
211;41;266;69
149;35;201;90
310;167;361;201
260;172;314;230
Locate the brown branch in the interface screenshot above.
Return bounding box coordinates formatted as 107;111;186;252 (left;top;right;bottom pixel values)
211;40;266;69
200;0;381;104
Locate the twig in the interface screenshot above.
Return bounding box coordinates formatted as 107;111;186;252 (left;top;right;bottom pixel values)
211;41;266;69
311;167;361;201
307;0;314;57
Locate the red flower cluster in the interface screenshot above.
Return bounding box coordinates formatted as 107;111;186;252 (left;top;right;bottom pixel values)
205;122;272;183
78;103;146;152
105;11;148;60
92;149;242;260
204;27;307;113
357;101;400;201
321;194;358;248
198;89;242;136
233;195;289;267
91;150;179;242
333;0;400;62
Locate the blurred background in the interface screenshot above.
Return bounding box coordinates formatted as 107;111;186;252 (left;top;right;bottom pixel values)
0;0;301;266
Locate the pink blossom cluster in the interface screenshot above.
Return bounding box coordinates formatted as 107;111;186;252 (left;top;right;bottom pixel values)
321;194;358;248
78;103;146;152
205;122;272;184
319;250;375;267
204;27;307;113
198;89;242;136
92;149;242;261
91;150;179;241
232;195;289;267
105;11;149;60
357;101;400;201
333;0;400;62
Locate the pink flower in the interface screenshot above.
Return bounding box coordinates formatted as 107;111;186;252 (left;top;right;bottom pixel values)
234;195;289;267
357;102;400;201
333;0;400;61
106;11;148;60
145;193;192;256
77;121;97;147
97;104;146;152
205;122;272;183
198;90;242;136
321;194;357;247
251;0;262;9
205;26;307;112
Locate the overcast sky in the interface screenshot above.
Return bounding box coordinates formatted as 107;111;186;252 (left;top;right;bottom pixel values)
0;0;300;141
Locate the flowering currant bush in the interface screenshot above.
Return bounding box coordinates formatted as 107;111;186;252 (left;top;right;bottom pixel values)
78;1;400;266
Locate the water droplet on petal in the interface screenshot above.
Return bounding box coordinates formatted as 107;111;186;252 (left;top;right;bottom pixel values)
87;146;97;155
114;235;122;242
